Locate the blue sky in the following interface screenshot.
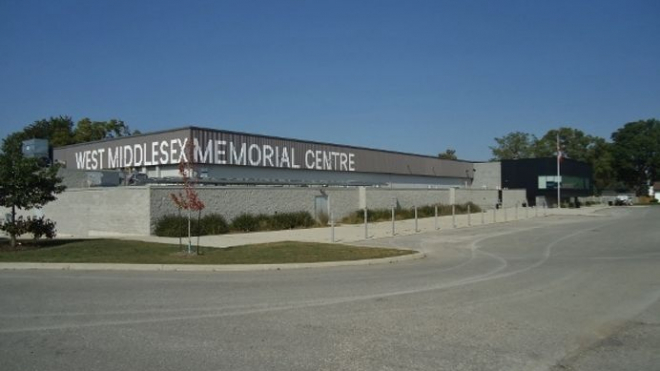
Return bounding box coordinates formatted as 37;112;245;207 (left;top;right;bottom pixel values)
1;0;658;161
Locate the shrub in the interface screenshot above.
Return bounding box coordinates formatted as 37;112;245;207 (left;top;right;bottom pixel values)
340;211;365;224
340;202;481;224
26;216;57;240
317;211;330;226
270;211;315;230
199;213;229;235
231;213;269;232
154;214;190;237
0;216;56;241
155;213;231;237
230;211;315;232
0;217;28;239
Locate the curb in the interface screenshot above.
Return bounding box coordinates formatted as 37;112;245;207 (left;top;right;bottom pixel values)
0;251;425;272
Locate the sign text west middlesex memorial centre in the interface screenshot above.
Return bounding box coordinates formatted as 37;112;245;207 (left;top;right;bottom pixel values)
72;137;357;172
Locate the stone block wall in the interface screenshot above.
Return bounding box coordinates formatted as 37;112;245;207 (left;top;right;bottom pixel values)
8;187;152;237
149;186;359;233
472;162;501;189
7;185;530;237
502;189;528;207
365;188;450;210
455;189;498;209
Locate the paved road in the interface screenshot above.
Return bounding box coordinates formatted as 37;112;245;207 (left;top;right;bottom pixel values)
1;207;659;371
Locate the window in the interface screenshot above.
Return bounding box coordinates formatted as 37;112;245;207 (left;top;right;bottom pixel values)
538;175;589;190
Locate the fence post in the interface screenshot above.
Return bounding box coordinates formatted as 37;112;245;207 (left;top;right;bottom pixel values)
434;205;439;230
391;206;395;236
515;203;519;220
414;206;419;232
452;204;456;228
364;208;368;239
330;213;335;243
467;204;471;226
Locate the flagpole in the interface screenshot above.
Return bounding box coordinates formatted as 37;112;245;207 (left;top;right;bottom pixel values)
557;133;561;209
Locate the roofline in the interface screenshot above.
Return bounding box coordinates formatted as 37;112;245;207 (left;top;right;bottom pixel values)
498;157;589;164
51;126;193;150
54;125;476;164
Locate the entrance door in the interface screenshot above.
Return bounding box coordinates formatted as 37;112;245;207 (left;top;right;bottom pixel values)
314;195;329;222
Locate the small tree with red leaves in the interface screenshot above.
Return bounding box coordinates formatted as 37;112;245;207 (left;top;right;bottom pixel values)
170;137;205;254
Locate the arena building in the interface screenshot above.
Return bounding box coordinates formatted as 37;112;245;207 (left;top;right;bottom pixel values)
52;126;476;188
10;127;582;237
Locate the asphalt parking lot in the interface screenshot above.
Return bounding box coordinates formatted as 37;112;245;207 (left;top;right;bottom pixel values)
1;206;658;371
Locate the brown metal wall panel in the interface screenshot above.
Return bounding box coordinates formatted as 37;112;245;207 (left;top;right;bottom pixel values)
53;126;472;179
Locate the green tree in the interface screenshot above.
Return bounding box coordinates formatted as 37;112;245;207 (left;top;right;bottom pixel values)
7;116;138;149
438;148;458;160
72;118;137;143
170;137;205;255
490;127;616;195
586;138;616;195
0;138;66;247
7;116;75;148
489;131;536;160
533;127;596;161
611;119;660;195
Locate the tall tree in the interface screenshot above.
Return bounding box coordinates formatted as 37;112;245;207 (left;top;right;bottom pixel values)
586;138;616;195
6;116;138;149
170;137;205;255
438;148;458;160
490;132;536;160
0;137;65;247
611;119;660;195
533;127;596;161
490;127;617;195
6;116;75;148
72;118;137;143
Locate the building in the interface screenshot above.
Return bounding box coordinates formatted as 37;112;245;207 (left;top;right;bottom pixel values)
53;126;475;188
12;128;594;237
473;158;593;207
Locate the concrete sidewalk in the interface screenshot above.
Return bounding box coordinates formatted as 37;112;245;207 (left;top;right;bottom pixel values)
124;206;610;248
0;206;610;272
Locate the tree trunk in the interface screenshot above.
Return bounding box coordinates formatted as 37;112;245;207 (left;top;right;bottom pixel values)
187;208;192;254
178;209;182;251
10;205;16;248
196;210;201;255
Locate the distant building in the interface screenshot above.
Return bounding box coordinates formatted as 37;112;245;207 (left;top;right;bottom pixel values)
473;158;593;207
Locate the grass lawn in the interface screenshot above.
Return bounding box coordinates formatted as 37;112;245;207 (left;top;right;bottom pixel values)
0;239;413;264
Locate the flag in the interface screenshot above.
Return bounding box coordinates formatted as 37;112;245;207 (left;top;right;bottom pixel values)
556;133;563;162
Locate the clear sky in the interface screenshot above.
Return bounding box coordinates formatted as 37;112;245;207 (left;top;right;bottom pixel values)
1;0;658;161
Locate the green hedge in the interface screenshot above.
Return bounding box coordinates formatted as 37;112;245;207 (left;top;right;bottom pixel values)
199;214;230;235
270;211;315;230
154;213;229;237
154;211;316;236
231;213;270;232
341;202;481;224
231;211;315;232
